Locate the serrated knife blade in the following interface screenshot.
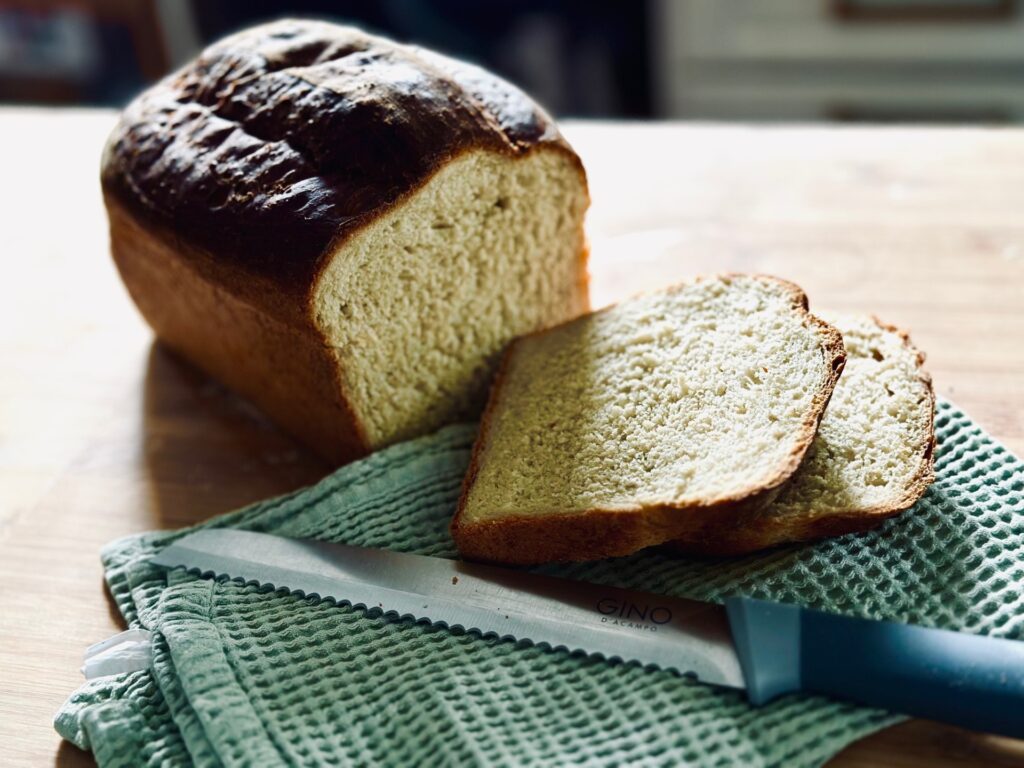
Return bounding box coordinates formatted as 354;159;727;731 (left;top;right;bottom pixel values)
150;529;1024;739
151;528;745;688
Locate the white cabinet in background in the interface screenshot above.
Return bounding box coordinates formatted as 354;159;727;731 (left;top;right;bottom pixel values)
653;0;1024;122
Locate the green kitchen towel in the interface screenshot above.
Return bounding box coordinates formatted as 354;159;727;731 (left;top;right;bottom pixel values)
56;401;1024;767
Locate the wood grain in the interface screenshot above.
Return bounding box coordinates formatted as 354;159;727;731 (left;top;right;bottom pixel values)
0;109;1021;767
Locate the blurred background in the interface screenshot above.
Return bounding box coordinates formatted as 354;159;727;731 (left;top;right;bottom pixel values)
3;0;1024;122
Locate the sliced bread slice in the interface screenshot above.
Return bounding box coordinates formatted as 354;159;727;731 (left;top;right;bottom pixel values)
451;274;846;564
671;313;935;555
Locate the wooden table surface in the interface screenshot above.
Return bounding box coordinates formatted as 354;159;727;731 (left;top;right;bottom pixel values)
1;108;1022;767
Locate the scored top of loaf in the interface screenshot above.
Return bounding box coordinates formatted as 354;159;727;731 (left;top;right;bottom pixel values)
101;19;582;321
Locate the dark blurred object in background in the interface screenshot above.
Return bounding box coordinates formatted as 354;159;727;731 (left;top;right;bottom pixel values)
193;0;652;118
0;0;652;117
4;0;1024;122
0;1;188;105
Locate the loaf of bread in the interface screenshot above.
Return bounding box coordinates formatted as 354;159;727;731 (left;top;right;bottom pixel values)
451;275;847;564
102;20;590;464
671;313;935;555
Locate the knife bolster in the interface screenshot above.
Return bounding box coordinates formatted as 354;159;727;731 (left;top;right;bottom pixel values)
725;597;802;705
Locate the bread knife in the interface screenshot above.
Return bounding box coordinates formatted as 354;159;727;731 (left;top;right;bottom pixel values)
151;529;1024;738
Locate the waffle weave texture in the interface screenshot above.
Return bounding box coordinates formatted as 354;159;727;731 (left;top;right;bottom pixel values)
55;400;1024;767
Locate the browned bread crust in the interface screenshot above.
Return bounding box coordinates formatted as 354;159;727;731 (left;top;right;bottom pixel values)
103;20;587;463
450;275;847;565
670;316;936;557
106;196;370;462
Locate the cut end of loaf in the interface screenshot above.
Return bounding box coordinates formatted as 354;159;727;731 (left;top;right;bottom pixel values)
312;147;589;450
452;274;846;564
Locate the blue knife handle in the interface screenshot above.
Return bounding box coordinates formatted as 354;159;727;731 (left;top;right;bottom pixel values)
725;597;1024;738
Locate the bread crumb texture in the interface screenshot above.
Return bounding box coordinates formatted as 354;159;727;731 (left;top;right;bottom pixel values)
767;312;933;518
313;148;588;447
462;275;838;524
